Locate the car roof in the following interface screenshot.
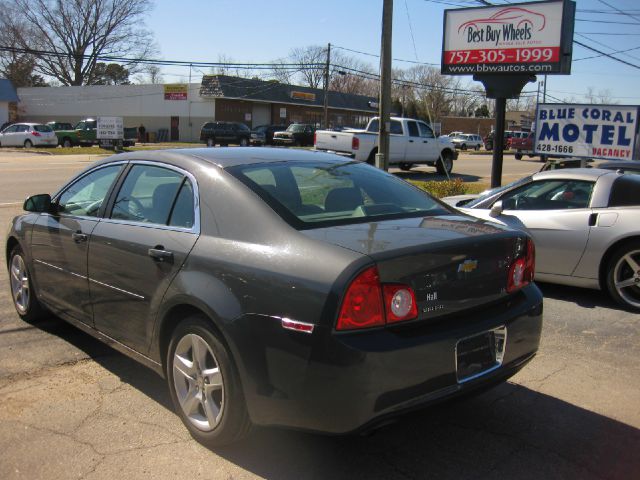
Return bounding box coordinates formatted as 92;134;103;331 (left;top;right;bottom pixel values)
94;147;351;170
532;167;619;182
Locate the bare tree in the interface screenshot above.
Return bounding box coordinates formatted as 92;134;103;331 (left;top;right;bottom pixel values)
585;87;616;104
1;0;156;86
288;45;326;89
145;65;163;84
329;51;378;97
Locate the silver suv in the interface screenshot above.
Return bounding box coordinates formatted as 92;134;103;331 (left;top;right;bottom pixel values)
450;134;483;151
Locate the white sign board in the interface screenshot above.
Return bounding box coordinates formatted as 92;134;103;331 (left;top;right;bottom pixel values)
442;0;570;75
97;116;124;140
534;104;639;160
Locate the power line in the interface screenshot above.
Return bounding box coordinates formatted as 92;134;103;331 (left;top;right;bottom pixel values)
404;0;420;63
597;0;640;24
332;44;438;66
573;40;640;70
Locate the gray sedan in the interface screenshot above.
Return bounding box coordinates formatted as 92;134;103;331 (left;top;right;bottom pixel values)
7;148;542;447
444;168;640;310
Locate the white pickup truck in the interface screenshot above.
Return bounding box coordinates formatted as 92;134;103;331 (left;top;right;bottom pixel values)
314;117;458;174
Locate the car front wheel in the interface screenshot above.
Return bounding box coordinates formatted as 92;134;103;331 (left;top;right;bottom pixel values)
167;315;252;447
9;246;46;322
239;138;248;147
605;243;640;311
62;138;73;148
207;138;215;147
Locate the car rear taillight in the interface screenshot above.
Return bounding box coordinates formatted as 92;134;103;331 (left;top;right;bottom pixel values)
507;238;535;293
336;267;418;331
31;131;41;137
352;136;359;150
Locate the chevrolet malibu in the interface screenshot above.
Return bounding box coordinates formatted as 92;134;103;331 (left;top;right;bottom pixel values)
6;148;542;447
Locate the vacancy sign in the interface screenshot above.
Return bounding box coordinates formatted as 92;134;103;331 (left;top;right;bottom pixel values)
442;0;573;75
534;104;639;160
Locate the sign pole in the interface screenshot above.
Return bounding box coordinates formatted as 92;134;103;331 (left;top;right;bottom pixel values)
474;74;536;187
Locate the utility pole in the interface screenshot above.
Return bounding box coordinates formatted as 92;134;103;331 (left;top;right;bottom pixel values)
377;0;393;171
323;43;331;129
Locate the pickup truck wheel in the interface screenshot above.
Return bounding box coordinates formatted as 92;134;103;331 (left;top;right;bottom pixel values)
475;145;480;151
460;144;467;151
399;163;412;171
62;138;72;148
515;152;523;160
367;149;377;166
436;151;453;175
207;138;215;147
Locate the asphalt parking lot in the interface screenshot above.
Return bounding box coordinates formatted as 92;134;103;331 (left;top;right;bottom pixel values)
1;150;638;479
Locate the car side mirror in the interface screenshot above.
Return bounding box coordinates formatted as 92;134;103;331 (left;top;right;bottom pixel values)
23;194;53;213
489;200;503;217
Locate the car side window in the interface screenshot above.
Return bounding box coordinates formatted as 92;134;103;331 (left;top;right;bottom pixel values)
168;179;195;229
111;164;185;225
407;121;420;137
418;122;434;138
500;180;594;211
57;165;123;217
390;120;403;135
3;125;18;133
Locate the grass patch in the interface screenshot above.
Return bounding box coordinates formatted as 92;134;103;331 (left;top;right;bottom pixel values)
409;178;488;198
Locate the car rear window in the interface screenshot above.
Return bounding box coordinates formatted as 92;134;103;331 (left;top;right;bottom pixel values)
608;174;640;207
227;160;449;229
34;125;53;133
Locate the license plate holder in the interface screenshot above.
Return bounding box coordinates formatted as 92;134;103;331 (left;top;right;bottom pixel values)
455;326;506;383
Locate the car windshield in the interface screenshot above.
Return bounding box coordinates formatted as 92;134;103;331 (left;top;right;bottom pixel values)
252;126;267;133
33;125;53;133
227;160;449;229
465;175;533;208
287;124;306;133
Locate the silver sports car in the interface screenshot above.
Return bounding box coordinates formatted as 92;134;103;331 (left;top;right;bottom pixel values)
444;168;640;311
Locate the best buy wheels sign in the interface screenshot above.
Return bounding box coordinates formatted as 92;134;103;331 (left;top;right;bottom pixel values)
534;104;639;160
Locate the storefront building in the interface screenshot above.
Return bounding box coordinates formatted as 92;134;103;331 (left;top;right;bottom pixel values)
16;75;378;142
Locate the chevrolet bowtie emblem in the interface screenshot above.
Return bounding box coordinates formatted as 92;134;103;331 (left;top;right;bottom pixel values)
458;259;478;273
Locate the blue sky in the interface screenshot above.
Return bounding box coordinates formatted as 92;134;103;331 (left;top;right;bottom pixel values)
146;0;640;104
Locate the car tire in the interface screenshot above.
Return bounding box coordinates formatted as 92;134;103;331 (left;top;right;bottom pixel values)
9;246;46;323
399;163;412;171
367;148;377;166
436;151;453;175
461;144;467;151
24;139;33;148
475;145;480;151
167;315;252;447
515;153;523;160
239;138;248;147
294;140;302;147
207;138;215;147
62;138;73;148
605;242;640;311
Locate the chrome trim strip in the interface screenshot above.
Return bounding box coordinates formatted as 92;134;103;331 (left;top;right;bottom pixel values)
34;259;144;300
89;278;145;300
34;259;88;280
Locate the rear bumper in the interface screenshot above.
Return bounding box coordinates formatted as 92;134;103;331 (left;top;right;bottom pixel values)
227;284;543;434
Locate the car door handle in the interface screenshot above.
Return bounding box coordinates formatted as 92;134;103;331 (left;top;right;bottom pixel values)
148;246;174;262
588;213;598;226
71;232;88;243
408;139;414;143
423;140;429;143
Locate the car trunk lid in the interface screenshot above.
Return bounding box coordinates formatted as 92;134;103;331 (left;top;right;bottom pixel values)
303;215;528;321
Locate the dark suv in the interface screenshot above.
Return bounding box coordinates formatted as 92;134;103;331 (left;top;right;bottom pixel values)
250;124;287;146
200;121;251;147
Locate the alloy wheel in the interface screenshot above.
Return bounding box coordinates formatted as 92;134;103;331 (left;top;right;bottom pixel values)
612;249;640;309
10;254;30;314
172;333;225;431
